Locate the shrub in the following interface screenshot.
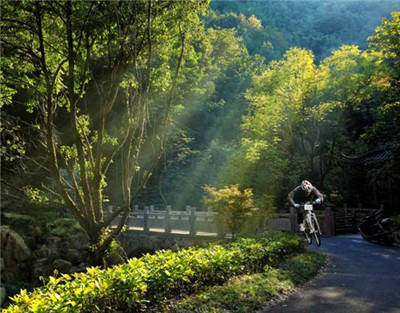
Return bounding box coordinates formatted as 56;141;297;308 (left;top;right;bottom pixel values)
166;250;327;313
203;184;256;239
3;233;304;313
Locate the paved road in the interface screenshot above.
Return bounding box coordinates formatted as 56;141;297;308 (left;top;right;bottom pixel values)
261;234;400;313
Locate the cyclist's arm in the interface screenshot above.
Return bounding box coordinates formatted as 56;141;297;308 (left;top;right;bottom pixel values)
288;186;300;207
312;187;324;203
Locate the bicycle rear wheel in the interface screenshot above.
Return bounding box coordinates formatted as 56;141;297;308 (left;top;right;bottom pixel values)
312;215;322;246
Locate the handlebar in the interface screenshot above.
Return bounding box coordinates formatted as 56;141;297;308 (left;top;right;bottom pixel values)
298;200;321;207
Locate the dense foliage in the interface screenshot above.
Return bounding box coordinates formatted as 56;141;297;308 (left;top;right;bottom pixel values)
136;4;400;214
3;233;304;312
1;1;399;264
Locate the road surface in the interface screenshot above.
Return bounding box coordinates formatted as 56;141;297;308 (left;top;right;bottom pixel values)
261;234;400;313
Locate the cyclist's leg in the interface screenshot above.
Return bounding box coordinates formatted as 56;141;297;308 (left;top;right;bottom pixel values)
295;207;306;232
296;207;304;224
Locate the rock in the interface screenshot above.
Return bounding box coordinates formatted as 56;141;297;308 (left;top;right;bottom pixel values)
3;266;23;283
0;286;6;307
34;244;60;262
47;218;82;237
65;249;83;264
52;259;72;274
45;236;62;248
36;245;51;259
65;232;90;250
69;262;86;274
48;248;61;261
23;235;37;249
0;225;31;264
31;258;53;282
43;237;62;261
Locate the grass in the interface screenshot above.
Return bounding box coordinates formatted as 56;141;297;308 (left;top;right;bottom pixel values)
156;250;327;313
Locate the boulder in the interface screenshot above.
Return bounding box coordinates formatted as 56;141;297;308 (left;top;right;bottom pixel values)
3;266;24;283
65;248;83;264
45;236;62;248
47;218;83;237
65;232;90;250
0;226;31;265
52;259;72;274
42;237;62;261
31;258;53;282
35;245;51;259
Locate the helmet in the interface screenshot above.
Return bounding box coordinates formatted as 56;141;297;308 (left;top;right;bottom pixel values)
301;180;313;194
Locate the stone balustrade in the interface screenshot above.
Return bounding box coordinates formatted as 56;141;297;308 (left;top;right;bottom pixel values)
107;205;337;237
107;205;222;237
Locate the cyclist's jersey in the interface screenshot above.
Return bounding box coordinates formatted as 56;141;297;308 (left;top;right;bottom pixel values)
288;186;323;207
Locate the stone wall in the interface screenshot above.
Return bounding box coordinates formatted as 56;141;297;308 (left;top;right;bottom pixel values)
118;230;220;258
0;219;91;307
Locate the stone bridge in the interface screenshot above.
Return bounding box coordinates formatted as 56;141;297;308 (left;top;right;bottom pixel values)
110;205;337;256
112;204;377;256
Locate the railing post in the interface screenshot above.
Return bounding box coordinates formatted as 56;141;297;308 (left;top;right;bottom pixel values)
189;207;196;236
289;207;297;233
143;206;149;233
165;205;171;234
324;207;335;236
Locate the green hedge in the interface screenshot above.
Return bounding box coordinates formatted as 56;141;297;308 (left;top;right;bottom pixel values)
166;251;327;313
4;233;304;313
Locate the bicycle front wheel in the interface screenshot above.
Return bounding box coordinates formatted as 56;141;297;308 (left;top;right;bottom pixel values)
304;220;312;245
312;215;322;246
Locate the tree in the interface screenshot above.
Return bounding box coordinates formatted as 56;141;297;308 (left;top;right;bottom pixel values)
1;0;208;265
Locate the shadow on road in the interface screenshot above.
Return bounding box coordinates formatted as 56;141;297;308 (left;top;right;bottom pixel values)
261;233;400;313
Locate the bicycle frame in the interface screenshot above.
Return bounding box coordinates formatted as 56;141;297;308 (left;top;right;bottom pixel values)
304;203;317;234
301;201;322;246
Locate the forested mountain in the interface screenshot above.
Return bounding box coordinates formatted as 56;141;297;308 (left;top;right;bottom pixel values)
210;0;398;61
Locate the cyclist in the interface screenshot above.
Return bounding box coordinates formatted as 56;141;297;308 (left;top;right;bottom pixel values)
288;180;324;231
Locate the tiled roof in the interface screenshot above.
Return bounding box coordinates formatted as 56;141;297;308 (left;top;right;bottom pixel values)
342;142;400;165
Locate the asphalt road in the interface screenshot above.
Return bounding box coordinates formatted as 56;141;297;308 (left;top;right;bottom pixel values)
260;234;400;313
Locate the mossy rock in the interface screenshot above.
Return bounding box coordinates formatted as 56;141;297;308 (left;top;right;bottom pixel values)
2;213;37;233
2;213;37;223
47;218;83;236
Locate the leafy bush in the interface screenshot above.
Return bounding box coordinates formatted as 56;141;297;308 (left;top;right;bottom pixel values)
4;233;304;313
203;184;256;239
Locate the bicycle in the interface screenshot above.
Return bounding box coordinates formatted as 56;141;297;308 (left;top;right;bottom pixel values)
301;201;322;246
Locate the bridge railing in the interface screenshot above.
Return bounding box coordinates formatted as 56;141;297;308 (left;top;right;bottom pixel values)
107;205;344;237
107;205;221;237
